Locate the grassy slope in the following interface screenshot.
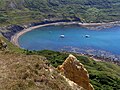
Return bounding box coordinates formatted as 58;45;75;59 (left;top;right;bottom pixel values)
1;35;120;90
0;0;120;89
0;35;23;52
0;52;74;90
25;50;120;90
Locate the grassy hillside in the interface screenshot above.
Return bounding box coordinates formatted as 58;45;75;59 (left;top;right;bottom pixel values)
0;31;120;90
0;0;120;26
0;51;78;90
0;0;120;90
25;50;120;90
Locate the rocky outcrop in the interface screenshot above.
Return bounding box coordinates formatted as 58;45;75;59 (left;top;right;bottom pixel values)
57;54;94;90
62;75;85;90
1;25;24;40
0;38;7;50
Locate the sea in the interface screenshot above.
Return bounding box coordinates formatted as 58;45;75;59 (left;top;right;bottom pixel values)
18;24;120;60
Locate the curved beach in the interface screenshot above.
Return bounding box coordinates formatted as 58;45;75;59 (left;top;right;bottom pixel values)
10;21;120;65
11;21;118;47
11;22;82;47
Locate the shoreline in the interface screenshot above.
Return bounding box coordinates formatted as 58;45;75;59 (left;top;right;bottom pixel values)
9;20;120;66
11;22;81;47
10;21;120;47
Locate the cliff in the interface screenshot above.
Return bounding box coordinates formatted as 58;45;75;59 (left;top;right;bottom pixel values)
58;54;94;90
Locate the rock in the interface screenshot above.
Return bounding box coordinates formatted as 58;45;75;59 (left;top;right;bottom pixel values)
0;39;7;50
62;75;85;90
57;54;94;90
2;25;24;40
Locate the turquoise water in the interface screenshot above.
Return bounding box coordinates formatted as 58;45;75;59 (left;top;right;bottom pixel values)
19;25;120;55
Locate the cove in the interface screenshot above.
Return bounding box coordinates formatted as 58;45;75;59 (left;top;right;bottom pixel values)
18;24;120;56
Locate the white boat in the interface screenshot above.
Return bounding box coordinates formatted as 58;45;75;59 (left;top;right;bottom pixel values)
85;35;90;38
60;35;65;38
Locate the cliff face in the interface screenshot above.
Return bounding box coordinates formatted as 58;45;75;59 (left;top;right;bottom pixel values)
1;25;24;40
58;54;94;90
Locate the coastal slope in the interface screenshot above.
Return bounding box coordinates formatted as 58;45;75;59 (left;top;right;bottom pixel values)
0;52;87;90
0;36;120;90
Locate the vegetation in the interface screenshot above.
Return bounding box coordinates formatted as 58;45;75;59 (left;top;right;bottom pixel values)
1;27;120;90
0;36;120;90
24;50;120;90
0;0;120;26
0;35;24;52
0;0;120;89
0;51;75;90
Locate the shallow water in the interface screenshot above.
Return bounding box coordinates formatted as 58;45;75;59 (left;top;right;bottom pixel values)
19;24;120;56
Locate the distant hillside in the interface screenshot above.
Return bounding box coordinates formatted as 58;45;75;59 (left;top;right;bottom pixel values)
0;0;120;26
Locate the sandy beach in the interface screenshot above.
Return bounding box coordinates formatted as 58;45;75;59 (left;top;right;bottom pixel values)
11;22;82;47
10;21;119;47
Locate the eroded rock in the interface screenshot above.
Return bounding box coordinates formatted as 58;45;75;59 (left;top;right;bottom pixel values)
57;54;94;90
